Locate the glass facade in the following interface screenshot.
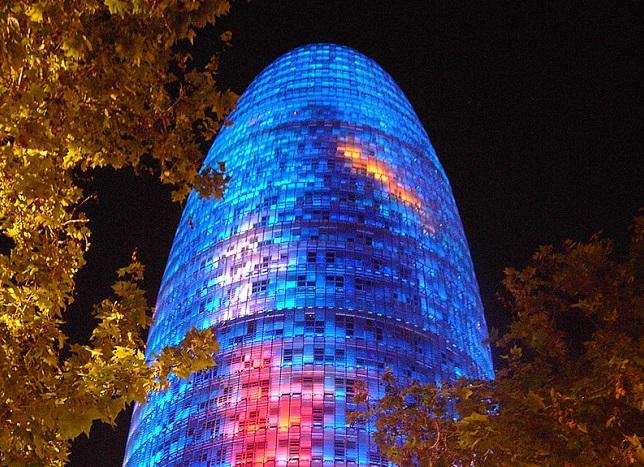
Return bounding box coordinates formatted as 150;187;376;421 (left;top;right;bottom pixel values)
124;43;493;467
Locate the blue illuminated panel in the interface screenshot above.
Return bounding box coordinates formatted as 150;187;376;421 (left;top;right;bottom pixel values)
124;43;493;466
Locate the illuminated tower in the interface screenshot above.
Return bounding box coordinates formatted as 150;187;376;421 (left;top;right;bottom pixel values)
124;43;493;466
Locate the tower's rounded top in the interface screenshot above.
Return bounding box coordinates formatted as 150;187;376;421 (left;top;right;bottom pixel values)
212;43;432;168
245;42;394;92
235;43;413;114
247;42;393;90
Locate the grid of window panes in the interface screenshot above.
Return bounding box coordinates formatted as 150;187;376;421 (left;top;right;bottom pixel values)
124;43;493;467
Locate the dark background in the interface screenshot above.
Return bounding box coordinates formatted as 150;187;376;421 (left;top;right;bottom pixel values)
68;1;642;465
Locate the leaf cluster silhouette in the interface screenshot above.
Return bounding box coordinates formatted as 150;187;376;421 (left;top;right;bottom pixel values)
353;214;643;466
0;1;237;464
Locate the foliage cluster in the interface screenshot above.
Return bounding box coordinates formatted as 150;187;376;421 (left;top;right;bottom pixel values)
353;215;643;466
0;1;237;464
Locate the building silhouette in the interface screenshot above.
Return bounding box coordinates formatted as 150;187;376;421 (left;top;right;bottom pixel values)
124;43;493;466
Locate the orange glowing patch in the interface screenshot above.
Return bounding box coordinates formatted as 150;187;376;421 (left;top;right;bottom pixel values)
279;413;299;430
337;143;421;208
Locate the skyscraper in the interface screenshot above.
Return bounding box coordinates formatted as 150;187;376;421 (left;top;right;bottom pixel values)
124;43;493;466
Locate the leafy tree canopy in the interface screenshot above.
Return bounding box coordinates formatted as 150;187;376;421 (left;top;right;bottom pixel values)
0;1;237;464
353;214;644;466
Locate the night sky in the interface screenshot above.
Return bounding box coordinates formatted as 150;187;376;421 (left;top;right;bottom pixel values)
68;1;642;465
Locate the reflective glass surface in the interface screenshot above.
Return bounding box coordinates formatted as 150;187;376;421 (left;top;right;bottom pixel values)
124;43;493;467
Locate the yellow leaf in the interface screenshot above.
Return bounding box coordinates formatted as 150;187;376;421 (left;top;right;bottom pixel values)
28;3;45;22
